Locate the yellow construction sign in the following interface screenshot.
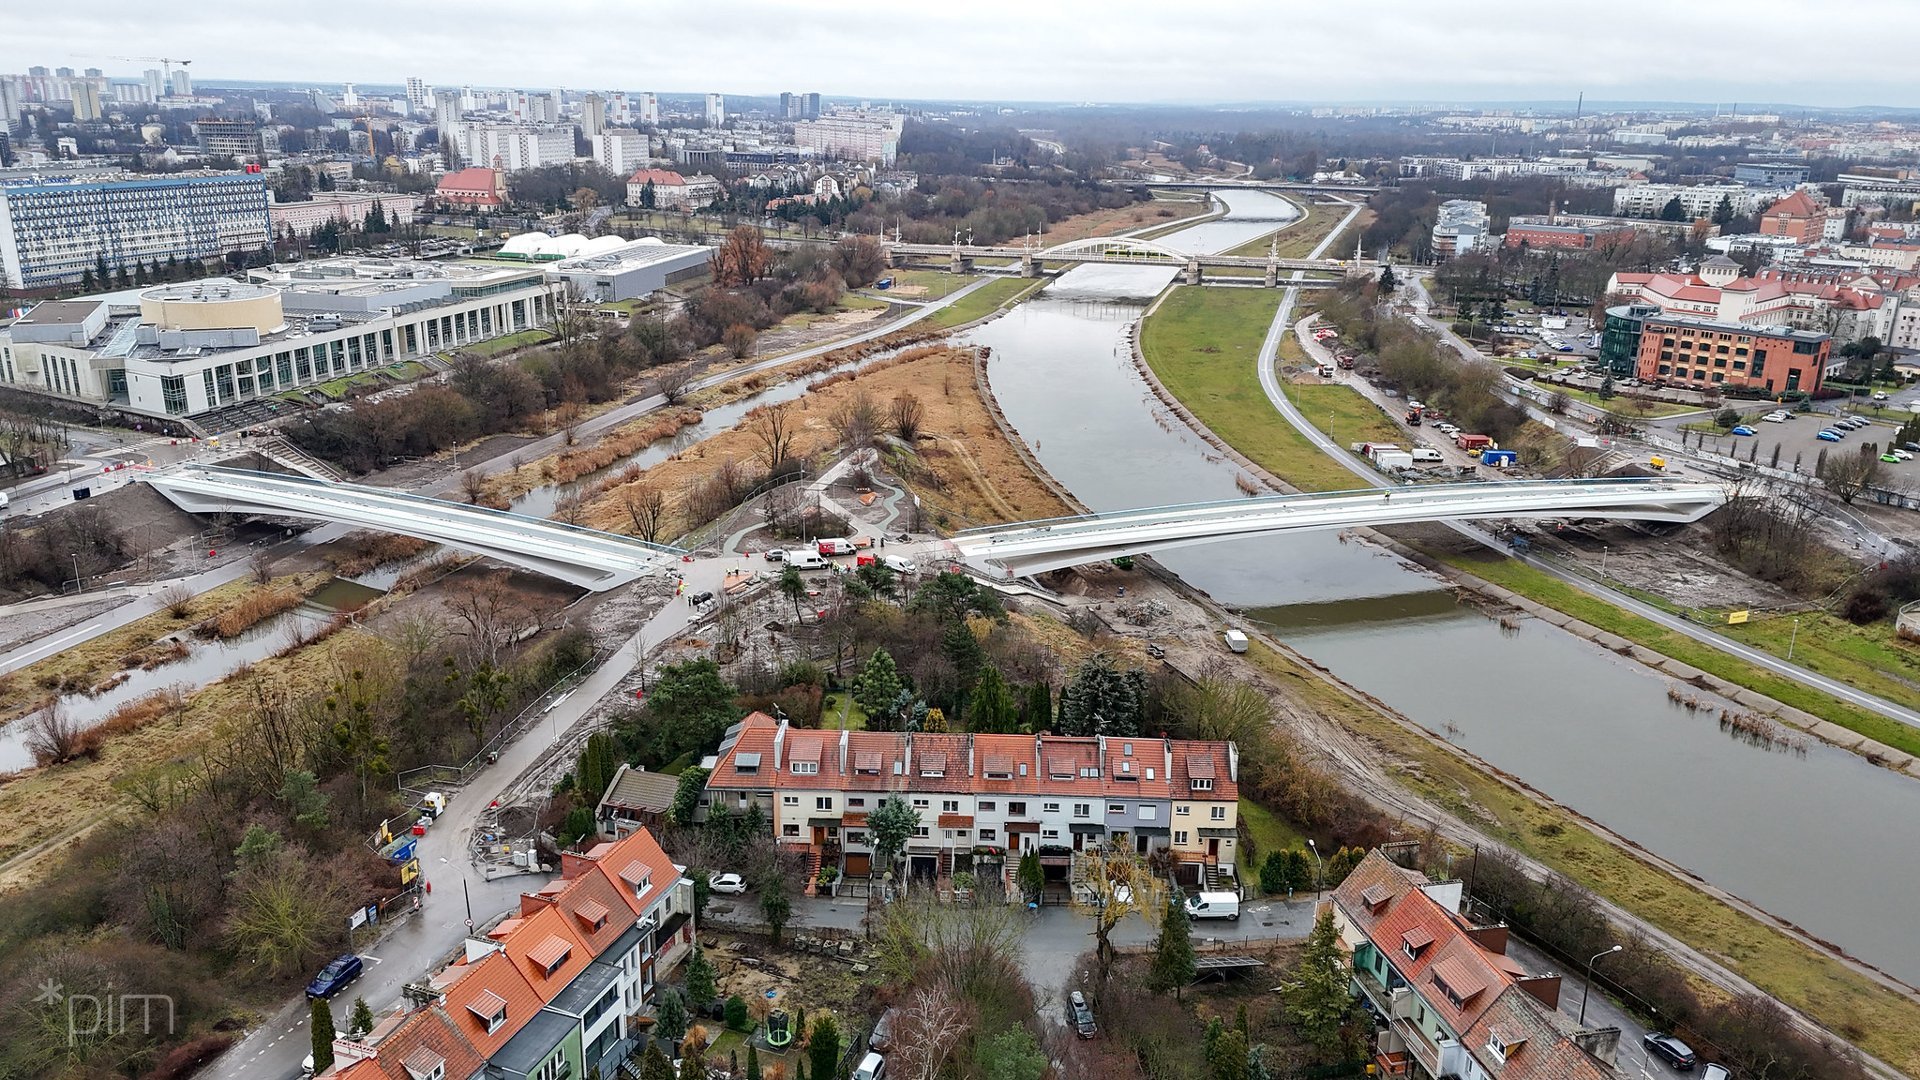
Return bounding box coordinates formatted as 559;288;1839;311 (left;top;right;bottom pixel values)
1727;610;1750;625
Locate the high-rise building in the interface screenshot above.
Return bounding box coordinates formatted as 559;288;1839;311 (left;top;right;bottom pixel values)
593;131;648;176
791;107;904;165
638;92;659;126
0;172;272;290
341;83;359;110
705;93;724;127
143;69;164;100
581;93;606;138
169;68;192;97
608;92;630;125
458;123;575;172
405;76;429;115
803;92;821;119
2;76;25;134
72;81;104;122
194;117;266;160
779;92;796;119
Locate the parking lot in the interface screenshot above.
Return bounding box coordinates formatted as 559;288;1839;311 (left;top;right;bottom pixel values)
1684;406;1917;477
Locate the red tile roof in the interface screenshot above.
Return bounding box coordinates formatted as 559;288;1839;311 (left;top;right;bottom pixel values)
440;951;541;1058
500;905;592;999
1765;191;1820;218
1461;985;1615;1080
627;168;688;186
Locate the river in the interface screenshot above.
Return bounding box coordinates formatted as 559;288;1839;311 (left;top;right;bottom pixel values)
969;188;1920;984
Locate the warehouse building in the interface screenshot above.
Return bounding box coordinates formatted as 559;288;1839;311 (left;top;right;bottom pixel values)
540;237;711;301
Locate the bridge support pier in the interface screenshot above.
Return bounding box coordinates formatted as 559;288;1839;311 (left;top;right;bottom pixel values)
1022;254;1045;278
1184;257;1203;286
1264;263;1280;288
950;253;973;274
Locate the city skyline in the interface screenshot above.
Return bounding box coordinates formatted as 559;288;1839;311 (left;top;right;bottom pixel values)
3;0;1918;109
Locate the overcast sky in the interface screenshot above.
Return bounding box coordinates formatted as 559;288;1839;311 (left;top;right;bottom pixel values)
7;0;1916;109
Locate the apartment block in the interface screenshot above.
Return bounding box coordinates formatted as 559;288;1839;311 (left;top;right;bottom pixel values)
702;715;1242;892
791;107;905;166
1612;182;1780;219
458;123;574;172
0;171;271;289
1327;851;1621;1080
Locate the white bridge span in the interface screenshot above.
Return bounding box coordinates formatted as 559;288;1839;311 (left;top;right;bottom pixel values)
948;479;1725;577
144;465;687;590
144;468;1723;590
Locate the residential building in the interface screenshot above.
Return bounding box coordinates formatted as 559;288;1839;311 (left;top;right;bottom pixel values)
1608;258;1900;344
705;93;724;127
435;166;507;209
791;107;904;166
1431;200;1490;260
325;828;693;1080
779;92;798;119
404;76;430;115
637;93;659;126
194;117;266;160
169;69;191;97
623;168;721;211
0;256;558;420
580;93;606;138
458;123;574;172
268;191;421;236
1757;191;1845;243
1612;182;1778;219
1840;181;1920;210
592;131;647;177
701;715;1242;892
1632;312;1834;395
1327;850;1621;1080
596;764;679;839
803;92;822;119
1734;161;1809;187
0;171;271;290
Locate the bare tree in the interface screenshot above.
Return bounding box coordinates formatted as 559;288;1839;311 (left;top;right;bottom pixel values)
159;581;196;618
447;574;523;668
708;225;772;287
651;362;697;405
548;282;596;346
891;986;967;1080
890;392;925;442
554;491;588;526
747;401;798;470
828;391;881;451
1073;842;1165;986
24;703;89;766
249;551;275;584
623;482;670;543
461;467;488;505
1817;443;1883;505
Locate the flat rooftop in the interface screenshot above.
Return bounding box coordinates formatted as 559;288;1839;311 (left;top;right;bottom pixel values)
547;239;711;273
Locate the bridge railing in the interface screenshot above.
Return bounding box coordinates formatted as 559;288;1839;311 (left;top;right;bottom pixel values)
160;464;690;557
952;477;1721;537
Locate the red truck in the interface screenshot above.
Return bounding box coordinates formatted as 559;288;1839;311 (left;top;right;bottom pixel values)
1455;433;1494;452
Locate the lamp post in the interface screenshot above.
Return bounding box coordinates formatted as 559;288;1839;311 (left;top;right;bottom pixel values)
71;551;82;592
1787;617;1800;662
1306;838;1324;903
1579;945;1623;1026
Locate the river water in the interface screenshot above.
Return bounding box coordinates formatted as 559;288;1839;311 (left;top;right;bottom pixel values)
970;188;1920;983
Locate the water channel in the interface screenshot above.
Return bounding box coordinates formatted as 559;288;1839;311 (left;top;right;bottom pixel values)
968;188;1920;983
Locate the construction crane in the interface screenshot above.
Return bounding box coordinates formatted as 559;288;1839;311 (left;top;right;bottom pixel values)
103;55;193;84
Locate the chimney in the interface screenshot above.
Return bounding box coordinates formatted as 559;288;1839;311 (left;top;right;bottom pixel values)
1572;1027;1621;1067
1514;973;1563;1011
772;717;787;769
1463;923;1510;956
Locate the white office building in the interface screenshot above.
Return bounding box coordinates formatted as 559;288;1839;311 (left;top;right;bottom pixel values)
458;123;575;172
0;257;556;420
1430;199;1491;260
791;108;904;166
0;172;271;290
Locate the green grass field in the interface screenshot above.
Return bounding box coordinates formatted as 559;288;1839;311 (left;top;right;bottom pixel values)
928;277;1046;329
467;328;555;357
1142;287;1382;492
821;691;870;730
1284;382;1403;451
1237;797;1306;867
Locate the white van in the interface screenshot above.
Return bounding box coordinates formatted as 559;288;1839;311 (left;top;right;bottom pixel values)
851;1052;887;1080
788;551;830;571
1410;447;1444;463
1184;891;1241;921
817;537;857;557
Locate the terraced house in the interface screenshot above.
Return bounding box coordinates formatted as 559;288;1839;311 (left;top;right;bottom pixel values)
700;713;1241;894
322;828;694;1080
1325;851;1622;1080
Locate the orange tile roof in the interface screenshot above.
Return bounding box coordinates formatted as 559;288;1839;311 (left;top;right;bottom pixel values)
500;906;592;1000
356;1007;487;1080
1461;985;1614;1080
440;950;541;1058
575;826;682;918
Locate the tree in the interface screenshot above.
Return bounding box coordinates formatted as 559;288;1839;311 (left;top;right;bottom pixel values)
1016;850;1044;902
1817;444;1884;505
1659;196;1688;222
668;766;710;826
685;946;717;1009
746;401;797;469
1023;681;1051;730
869;795;921;874
1208;1025;1251;1080
1147;893;1197;997
1713;194;1736;229
807;1014;842;1080
723;323;759;359
889;392;925;441
1058;654;1147;736
311;999;336;1073
1598;374;1616;401
746;1044;761;1080
893;985;968;1080
227;851;353;975
623;482;670;543
833;235;889;288
968;666;1020;733
780;565;808;622
760;871;792;945
1260;849;1288;895
1285;910;1360;1059
1077;842;1163;985
640;1042;676;1080
642;658;742;766
1377;264;1397;294
641;179;658;210
576;731;619;800
1715;407;1741;429
349;997;375;1038
233;824;284;872
710;225;772;286
977;1027;1047;1080
655;987;689;1045
852;649;905;721
725;994;751;1031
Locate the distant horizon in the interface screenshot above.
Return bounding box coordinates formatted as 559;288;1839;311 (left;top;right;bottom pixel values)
4;0;1916;111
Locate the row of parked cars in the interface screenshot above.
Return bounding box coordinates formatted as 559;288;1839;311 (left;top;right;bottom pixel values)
1643;1031;1734;1077
764;540;917;575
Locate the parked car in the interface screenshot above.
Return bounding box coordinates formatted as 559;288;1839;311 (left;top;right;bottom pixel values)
306;954;363;999
1817;430;1843;442
1762;411;1789;422
818;537;858;556
1873;391;1889;401
763;548;787;562
869;1007;898;1053
1644;1033;1698;1070
1894;449;1915;461
708;873;748;895
1731;425;1756;436
852;1052;888;1080
1067;990;1097;1038
1700;1065;1732;1080
1882;453;1901;463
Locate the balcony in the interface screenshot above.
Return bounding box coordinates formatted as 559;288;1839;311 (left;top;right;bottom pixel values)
1387;1017;1443;1078
1374;1049;1410;1077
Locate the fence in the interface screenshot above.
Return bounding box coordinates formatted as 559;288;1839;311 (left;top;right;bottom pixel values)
394;649;607;797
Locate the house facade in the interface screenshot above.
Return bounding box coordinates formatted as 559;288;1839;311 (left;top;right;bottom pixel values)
702;714;1241;892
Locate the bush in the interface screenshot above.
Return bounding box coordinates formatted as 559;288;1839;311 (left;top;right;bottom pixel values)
723;323;759;359
725;994;751;1031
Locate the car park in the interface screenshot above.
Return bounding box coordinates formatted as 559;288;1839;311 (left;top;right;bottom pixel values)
1644;1033;1698;1070
1817;430;1843;441
1731;425;1756;436
306;954;363;999
708;873;748;894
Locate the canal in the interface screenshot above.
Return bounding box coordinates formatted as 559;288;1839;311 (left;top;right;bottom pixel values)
968;188;1920;983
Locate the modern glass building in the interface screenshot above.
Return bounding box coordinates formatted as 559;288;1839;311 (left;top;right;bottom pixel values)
1598;303;1662;378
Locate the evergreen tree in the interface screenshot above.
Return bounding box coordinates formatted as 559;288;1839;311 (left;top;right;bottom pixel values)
576;731;619;800
349;996;375;1037
1147;894;1197;997
1659;196;1687;222
969;666;1020;733
807;1015;841;1080
1284;910;1358;1059
978;1028;1048;1080
655;987;688;1044
310;998;336;1073
852;649;904;727
1016;849;1045;901
1260;850;1288;896
1377;264;1397;294
760;872;792;945
868;795;920;874
1058;653;1147;736
1712;194;1735;228
640;1042;675;1080
725;994;751;1031
1208;1026;1250;1080
746;1044;761;1080
642;179;657;209
684;947;717;1008
1598;375;1615;401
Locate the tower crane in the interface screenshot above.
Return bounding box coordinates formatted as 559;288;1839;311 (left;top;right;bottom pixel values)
106;55;193;85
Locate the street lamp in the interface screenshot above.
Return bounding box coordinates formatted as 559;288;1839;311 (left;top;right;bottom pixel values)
1579;945;1623;1026
1787;617;1800;662
1306;838;1324;903
71;551;82;592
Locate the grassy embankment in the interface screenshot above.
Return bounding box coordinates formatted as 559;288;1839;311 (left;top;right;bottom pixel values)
1425;549;1920;760
466;328;556;358
1140;287;1394;492
1239;635;1920;1075
928;277;1047;330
